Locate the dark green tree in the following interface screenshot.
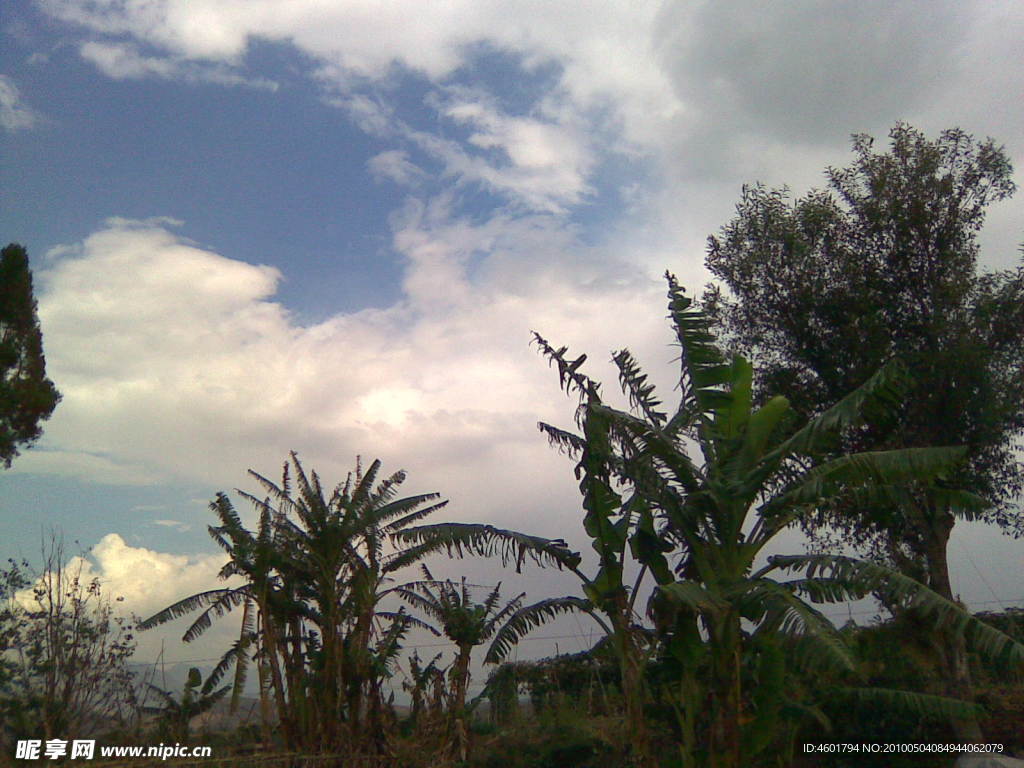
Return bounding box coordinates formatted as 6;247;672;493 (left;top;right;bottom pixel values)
703;123;1024;740
0;243;60;467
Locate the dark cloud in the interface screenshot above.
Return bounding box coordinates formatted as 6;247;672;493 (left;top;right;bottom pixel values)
660;0;970;146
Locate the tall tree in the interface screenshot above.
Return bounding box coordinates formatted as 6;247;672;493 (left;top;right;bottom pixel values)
703;123;1024;740
0;243;61;467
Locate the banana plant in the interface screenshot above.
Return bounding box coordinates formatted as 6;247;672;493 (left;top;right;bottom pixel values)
232;454;453;752
138;491;295;743
143;453;591;758
397;566;519;722
140;454;452;754
143;667;229;742
392;483;654;763
526;341;662;768
402;650;447;733
534;274;1024;768
396;565;586;760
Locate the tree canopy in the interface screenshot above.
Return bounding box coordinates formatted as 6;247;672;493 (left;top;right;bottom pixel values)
0;243;61;467
703;124;1024;553
702;123;1024;742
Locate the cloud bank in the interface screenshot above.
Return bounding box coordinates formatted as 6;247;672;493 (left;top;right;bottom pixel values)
31;216;677;538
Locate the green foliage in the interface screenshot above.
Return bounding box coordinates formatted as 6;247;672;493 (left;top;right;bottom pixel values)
139;454;452;755
0;559;30;713
393;522;582;574
398;567;507;655
0;243;61;467
976;685;1024;753
401;650;446;734
704;124;1024;742
472;708;622;768
396;566;591;761
485;596;596;665
768;555;1024;668
704;122;1024;547
535;274;1024;767
484;645;621;722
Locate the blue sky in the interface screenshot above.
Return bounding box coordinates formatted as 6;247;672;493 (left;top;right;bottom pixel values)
2;0;1023;668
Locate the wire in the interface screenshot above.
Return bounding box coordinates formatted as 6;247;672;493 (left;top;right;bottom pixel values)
956;537;1006;609
138;596;1023;666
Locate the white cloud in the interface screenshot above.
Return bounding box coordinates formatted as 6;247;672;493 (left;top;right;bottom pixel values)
338;90;599;213
325;92;395;136
38;0;668;108
79;41;278;89
35;1;1024;159
86;534;229;618
368;150;426;187
38;0;1024;238
152;519;191;532
416;90;596;213
0;74;43;131
79;41;176;79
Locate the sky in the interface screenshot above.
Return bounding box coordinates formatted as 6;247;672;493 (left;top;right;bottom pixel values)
2;0;1024;682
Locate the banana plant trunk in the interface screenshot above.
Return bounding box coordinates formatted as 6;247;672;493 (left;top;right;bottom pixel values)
609;602;655;768
283;614;311;747
708;610;743;768
450;644;473;762
258;604;296;749
346;614;373;751
257;656;273;750
318;627;341;749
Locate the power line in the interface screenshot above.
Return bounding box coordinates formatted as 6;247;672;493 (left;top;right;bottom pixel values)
138;596;1024;667
956;537;1006;610
137;631;608;665
817;595;1024;624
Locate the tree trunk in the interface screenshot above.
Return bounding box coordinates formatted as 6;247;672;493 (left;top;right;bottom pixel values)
922;509;984;743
